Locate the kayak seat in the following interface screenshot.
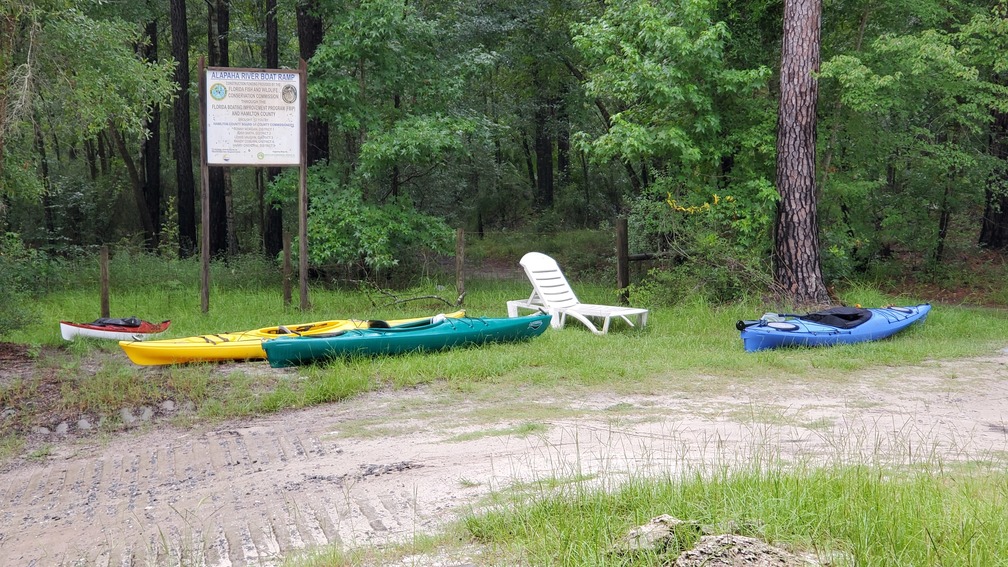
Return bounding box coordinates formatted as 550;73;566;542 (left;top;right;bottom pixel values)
507;252;648;335
91;316;143;327
798;306;872;329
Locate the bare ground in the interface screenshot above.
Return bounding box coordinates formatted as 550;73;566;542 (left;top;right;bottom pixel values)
1;347;1007;566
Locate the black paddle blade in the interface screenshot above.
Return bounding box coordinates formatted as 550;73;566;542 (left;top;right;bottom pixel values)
736;320;761;331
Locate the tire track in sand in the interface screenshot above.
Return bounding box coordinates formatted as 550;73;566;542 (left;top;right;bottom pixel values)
1;353;1007;566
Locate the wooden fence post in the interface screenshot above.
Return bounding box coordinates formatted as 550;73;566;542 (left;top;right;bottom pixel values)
282;232;292;307
456;227;465;305
616;217;629;305
100;246;110;318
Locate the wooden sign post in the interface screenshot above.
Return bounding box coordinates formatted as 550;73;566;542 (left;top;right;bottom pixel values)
197;58;309;312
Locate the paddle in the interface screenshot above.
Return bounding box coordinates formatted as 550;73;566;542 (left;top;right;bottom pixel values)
736;320;762;331
735;312;802;331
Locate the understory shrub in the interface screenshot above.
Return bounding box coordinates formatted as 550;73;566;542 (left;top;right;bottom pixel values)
0;232;68;336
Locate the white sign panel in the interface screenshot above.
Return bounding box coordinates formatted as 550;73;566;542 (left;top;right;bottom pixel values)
205;69;301;165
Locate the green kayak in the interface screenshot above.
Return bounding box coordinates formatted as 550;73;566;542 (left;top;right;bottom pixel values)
262;312;552;367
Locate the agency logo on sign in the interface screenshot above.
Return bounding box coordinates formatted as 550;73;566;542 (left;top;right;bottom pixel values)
210;83;227;100
282;85;298;104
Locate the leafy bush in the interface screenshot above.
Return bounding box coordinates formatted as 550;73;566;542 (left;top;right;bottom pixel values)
629;237;773;306
626;180;776;305
274;167;455;278
0;233;69;336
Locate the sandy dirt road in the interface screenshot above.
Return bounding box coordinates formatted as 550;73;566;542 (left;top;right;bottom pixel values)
2;351;1007;566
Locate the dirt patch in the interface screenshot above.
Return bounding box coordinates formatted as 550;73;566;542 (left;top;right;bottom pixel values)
1;349;1007;566
0;342;36;384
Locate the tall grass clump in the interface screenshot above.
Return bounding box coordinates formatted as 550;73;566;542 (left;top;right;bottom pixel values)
63;359;162;412
462;462;1008;566
465;229;617;279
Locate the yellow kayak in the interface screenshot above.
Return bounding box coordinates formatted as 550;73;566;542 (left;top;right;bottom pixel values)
119;310;466;365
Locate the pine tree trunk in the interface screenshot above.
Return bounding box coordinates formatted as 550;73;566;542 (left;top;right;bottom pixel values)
171;0;197;258
297;0;329;166
207;0;229;257
534;97;554;208
773;0;830;306
263;0;283;257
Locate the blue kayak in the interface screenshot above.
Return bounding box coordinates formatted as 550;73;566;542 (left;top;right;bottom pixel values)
738;304;931;352
263;313;551;367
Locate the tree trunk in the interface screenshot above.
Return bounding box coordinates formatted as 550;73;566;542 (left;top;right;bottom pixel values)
556;99;570;190
263;0;283;257
84;139;98;180
98;131;110;175
297;0;329;166
391;93;400;200
171;0;197;258
934;185;952;263
32;112;55;241
561;56;642;194
773;0;830;306
534;97;553;207
207;0;229;257
521;135;536;191
141;19;162;251
0;11;16;180
108;121;157;241
979;95;1008;249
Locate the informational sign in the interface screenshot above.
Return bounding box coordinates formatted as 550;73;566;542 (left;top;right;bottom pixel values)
205;69;302;165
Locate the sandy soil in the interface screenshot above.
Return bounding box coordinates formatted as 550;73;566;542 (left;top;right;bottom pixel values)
1;350;1007;566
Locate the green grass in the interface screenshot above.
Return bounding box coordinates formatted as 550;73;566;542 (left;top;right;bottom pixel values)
4;252;1008;566
283;455;1008;566
4;274;1008;432
458;462;1008;566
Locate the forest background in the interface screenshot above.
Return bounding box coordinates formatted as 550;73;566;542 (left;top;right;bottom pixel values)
2;0;1008;333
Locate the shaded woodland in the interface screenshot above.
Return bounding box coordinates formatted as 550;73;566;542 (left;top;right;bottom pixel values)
2;0;1007;302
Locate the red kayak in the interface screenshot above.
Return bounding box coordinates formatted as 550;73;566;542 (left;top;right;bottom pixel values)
60;317;172;341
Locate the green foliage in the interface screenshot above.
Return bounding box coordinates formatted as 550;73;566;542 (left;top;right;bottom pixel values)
571;0;772;179
630;248;773;307
356;114;474;178
571;0;779;291
0;140;45;212
1;0;1006;301
0;1;175;241
33;8;176;140
275;166;454;272
309;0;473;198
624;178;777;304
817;4;1008;272
0;232;67;334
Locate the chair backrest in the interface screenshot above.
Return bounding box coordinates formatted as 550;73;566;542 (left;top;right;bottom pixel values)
519;252;581;309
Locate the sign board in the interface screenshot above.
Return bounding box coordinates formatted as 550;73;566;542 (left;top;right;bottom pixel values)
205;68;302;165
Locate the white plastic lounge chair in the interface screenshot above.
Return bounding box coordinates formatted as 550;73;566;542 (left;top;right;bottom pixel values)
507;252;649;335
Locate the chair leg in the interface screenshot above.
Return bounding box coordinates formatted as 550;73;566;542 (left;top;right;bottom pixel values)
568;312;602;334
551;311;565;329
